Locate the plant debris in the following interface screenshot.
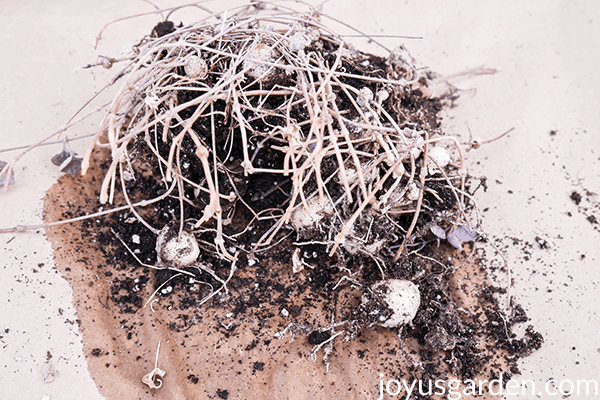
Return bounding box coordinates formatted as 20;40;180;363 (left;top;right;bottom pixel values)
41;363;58;383
40;2;541;398
81;2;466;268
0;160;15;187
51;139;83;177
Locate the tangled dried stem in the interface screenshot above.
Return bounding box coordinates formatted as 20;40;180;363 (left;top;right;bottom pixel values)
71;1;471;269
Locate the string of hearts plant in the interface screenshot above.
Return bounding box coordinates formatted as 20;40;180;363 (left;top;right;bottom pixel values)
0;1;535;379
0;0;490;332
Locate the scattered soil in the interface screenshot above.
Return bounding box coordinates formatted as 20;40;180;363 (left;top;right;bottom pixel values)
44;147;542;400
570;188;600;233
570;191;582;205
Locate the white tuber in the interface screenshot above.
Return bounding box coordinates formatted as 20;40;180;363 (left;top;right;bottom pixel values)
290;196;333;230
405;182;420;201
427;147;451;175
364;279;420;328
357;87;374;108
376;89;389;104
156;225;200;267
289;31;310;52
244;42;277;81
184;55;208;79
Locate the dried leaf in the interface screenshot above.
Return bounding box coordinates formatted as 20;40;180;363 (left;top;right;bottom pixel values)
61;156;83;177
446;225;477;250
452;225;477;242
42;363;58;383
142;367;166;389
446;232;463;250
0;160;15;187
50;149;71;167
51;141;83;177
430;224;446;239
142;341;166;389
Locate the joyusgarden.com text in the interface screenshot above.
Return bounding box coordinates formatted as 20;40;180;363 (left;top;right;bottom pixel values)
377;373;599;399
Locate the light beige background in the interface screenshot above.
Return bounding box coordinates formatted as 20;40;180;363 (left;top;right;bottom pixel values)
1;1;598;399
